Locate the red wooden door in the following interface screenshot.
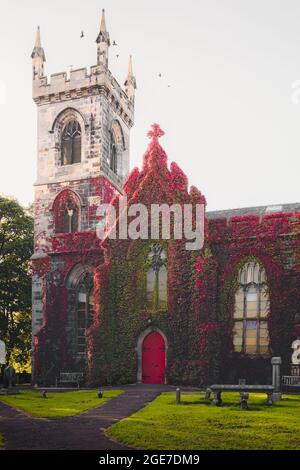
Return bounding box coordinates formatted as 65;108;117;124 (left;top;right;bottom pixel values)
142;332;166;384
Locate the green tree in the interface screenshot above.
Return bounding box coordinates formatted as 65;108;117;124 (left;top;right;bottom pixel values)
0;196;33;372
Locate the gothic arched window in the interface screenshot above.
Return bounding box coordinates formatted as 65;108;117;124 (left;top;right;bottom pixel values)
146;244;167;310
233;261;269;355
76;273;94;361
109;131;117;174
53;190;80;234
61;120;82;165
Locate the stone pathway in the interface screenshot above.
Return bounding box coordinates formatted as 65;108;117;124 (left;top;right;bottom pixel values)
0;384;173;450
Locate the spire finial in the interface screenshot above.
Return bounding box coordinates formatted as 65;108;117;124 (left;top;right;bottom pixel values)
35;26;41;48
124;55;136;102
147;124;165;142
31;25;46;80
100;8;107;32
96;8;110;65
128;55;133;77
31;25;45;60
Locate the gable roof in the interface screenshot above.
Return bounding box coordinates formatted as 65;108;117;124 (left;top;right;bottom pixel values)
207;202;300;220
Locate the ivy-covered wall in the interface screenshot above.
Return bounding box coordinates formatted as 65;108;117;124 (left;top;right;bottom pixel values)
32;125;300;387
210;214;300;383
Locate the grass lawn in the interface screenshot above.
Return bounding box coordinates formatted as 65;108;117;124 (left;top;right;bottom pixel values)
0;389;123;419
108;392;300;450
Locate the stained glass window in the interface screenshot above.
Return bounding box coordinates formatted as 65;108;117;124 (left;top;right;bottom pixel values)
146;245;167;310
233;261;270;355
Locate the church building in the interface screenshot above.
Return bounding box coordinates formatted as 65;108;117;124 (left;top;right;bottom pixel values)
31;11;300;387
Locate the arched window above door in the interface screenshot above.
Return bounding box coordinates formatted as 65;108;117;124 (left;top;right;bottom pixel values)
146;244;167;310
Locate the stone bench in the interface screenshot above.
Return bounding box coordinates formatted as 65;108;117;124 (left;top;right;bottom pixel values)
207;384;275;409
59;372;84;388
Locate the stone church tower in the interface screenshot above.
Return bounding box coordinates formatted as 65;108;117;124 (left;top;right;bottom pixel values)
31;10;136;381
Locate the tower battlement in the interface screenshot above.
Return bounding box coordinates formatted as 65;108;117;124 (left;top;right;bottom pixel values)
33;66;134;127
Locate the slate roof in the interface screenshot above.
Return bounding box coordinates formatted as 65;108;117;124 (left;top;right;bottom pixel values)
207;202;300;220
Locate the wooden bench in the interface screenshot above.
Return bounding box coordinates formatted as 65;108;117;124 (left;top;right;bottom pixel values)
58;372;84;388
207;384;275;409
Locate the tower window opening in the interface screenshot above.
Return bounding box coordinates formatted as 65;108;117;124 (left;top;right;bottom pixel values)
53;190;80;234
109;132;118;174
61;120;82;165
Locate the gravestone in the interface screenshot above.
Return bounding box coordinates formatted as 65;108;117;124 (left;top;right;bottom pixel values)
0;343;19;395
0;341;5;391
0;341;5;365
271;357;282;401
0;365;19;395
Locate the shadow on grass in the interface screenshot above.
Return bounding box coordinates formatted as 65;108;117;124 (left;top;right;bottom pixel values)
177;398;274;412
179;400;211;406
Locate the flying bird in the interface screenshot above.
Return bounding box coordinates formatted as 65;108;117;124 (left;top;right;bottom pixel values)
112;40;118;46
80;31;84;38
116;54;119;59
158;73;162;78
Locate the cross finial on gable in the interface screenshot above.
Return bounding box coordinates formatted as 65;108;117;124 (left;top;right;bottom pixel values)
147;123;165;141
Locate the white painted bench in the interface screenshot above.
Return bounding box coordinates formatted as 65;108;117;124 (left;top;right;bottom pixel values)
59;372;84;388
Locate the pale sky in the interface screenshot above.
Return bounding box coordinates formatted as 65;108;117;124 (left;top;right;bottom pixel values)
0;0;300;211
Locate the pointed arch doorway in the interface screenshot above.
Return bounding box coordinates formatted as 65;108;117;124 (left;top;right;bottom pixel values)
136;328;167;384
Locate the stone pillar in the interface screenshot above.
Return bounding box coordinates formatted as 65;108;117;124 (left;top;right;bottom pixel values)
271;357;282;401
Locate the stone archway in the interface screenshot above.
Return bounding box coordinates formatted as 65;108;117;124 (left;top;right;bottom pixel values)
136;327;168;384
